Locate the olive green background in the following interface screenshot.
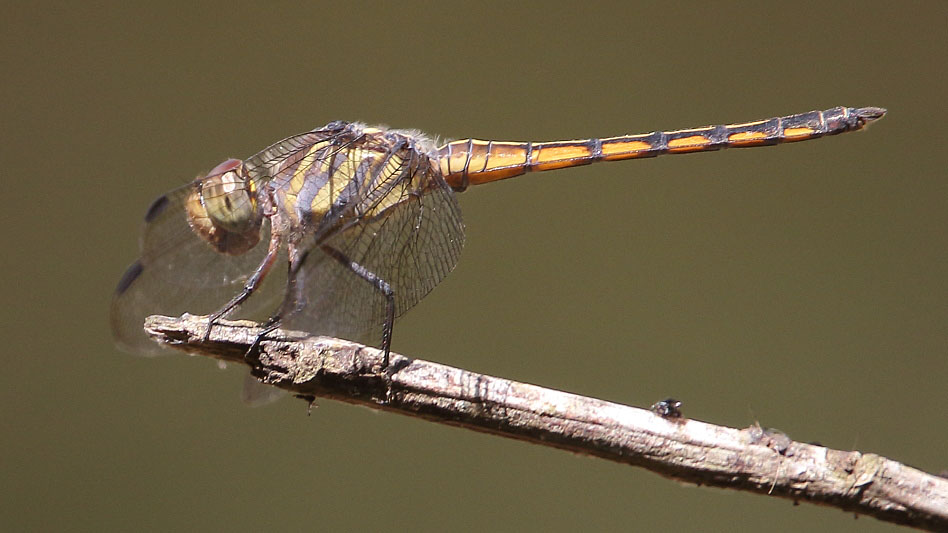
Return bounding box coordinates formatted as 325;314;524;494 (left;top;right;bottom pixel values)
3;2;945;531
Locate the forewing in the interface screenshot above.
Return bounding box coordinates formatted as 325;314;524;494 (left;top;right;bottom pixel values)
110;184;281;356
243;122;351;184
283;150;464;347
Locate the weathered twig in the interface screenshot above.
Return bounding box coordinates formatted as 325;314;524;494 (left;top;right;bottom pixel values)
145;314;947;531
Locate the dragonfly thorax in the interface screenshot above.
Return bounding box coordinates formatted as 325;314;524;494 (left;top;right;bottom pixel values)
185;158;264;256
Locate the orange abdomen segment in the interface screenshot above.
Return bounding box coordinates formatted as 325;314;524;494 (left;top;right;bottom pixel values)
438;106;885;190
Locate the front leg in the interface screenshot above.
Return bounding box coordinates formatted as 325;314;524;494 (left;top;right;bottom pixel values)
203;230;281;343
245;244;309;358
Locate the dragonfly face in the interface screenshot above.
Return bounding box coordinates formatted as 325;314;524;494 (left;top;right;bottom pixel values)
185;158;264;256
112;107;884;364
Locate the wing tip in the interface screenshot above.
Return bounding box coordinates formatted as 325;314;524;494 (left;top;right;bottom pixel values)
144;194;171;223
115;260;144;295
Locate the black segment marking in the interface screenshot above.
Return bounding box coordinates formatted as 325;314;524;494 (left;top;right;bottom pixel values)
461;138;474;190
481;140;492;173
590;138;603;161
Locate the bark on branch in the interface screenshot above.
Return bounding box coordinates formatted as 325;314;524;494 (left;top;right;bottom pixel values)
145;314;947;531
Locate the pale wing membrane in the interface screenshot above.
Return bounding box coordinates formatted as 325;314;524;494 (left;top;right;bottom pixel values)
281;141;464;347
110;184;281;356
243;123;351;184
240;373;287;406
110;125;352;356
139;185;269;287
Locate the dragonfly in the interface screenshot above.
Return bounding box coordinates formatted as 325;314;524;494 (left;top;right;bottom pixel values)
111;106;886;367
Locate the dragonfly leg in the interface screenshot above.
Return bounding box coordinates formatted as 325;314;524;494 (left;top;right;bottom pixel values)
246;317;281;360
245;246;309;359
203;231;281;343
319;244;395;369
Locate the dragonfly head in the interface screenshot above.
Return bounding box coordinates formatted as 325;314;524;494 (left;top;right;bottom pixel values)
185;158;263;255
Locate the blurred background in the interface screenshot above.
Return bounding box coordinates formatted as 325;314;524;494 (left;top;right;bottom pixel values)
2;1;945;531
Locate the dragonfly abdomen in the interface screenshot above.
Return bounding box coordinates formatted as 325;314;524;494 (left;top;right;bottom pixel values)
437;106;885;190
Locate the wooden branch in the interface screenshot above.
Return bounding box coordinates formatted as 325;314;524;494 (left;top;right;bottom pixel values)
145;314;948;531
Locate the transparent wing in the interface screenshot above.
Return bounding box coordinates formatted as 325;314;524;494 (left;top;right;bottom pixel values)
240;373;287;406
109;184;283;356
110;123;353;356
282;150;465;347
243;122;351;184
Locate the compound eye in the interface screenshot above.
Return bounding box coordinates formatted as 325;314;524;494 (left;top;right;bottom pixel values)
202;163;257;233
207;158;242;176
185;159;263;255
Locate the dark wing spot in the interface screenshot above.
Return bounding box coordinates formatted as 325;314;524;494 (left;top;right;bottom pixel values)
144;195;170;223
115;260;144;295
